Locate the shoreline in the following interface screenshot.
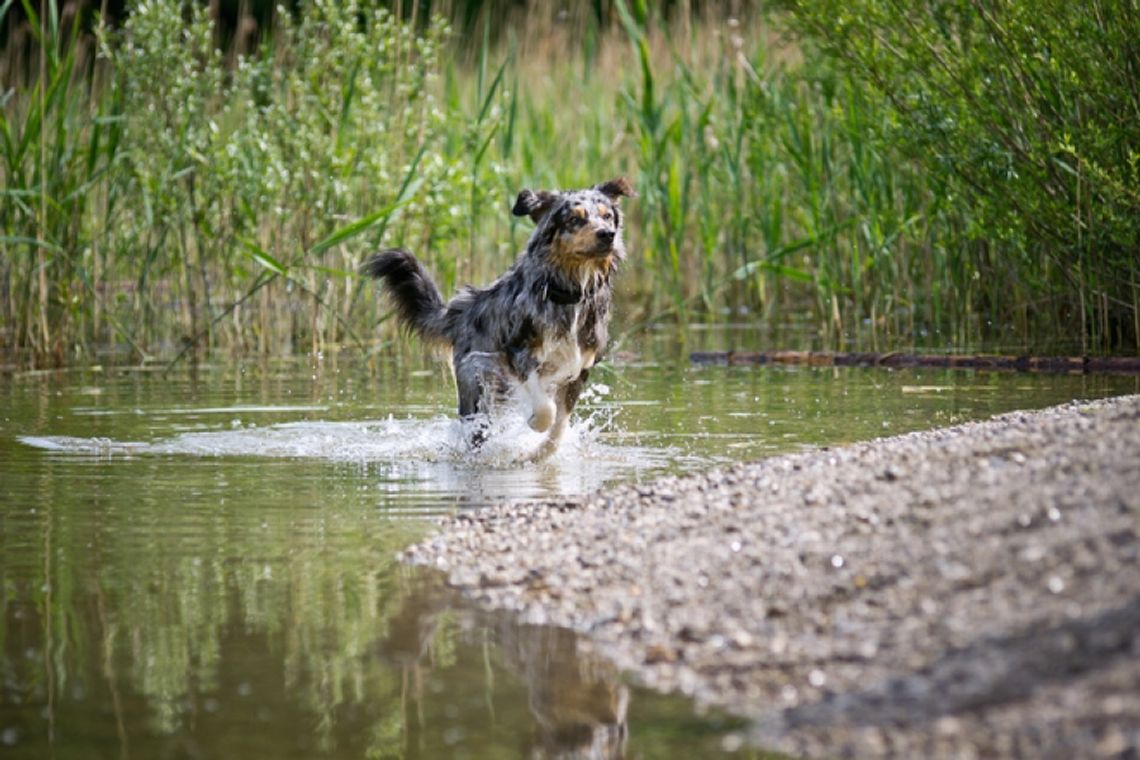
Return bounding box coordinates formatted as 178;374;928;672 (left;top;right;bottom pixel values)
402;395;1140;758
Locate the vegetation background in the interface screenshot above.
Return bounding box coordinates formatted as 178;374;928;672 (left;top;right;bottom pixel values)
2;0;1137;367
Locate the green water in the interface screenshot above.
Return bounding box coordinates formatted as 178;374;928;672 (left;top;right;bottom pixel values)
2;340;1136;759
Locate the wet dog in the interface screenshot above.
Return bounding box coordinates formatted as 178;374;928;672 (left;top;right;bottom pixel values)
363;177;635;459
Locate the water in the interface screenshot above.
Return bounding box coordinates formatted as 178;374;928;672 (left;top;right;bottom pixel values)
2;341;1136;759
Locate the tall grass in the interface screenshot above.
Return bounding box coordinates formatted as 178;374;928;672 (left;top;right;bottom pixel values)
3;0;465;364
1;0;1136;367
1;0;109;360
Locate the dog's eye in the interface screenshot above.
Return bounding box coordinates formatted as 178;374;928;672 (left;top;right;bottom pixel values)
564;209;587;228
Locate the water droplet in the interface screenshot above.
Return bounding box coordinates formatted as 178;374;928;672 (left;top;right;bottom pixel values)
721;732;745;752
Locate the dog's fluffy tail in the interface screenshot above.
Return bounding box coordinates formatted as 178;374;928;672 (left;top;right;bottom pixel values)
363;249;449;343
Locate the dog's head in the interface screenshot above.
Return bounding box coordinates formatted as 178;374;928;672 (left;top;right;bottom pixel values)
514;178;636;280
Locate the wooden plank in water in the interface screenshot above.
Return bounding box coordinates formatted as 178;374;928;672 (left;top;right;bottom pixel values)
688;351;1140;375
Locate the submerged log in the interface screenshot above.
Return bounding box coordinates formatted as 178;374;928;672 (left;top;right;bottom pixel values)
688;350;1140;375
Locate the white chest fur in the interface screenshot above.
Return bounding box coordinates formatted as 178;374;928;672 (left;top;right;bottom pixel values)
520;306;595;433
537;306;595;384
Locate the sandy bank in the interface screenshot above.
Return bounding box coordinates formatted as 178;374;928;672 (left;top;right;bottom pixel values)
403;395;1140;758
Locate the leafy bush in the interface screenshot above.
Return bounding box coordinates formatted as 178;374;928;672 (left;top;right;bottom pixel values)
778;0;1140;350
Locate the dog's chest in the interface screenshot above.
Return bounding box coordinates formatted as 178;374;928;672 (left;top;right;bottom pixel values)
537;305;597;384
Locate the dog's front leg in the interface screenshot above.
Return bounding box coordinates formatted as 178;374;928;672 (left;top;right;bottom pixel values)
524;370;589;462
540;370;587;444
521;372;556;433
507;343;554;433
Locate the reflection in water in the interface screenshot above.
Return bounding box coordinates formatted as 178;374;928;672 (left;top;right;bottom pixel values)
382;579;631;759
0;546;699;759
509;626;629;760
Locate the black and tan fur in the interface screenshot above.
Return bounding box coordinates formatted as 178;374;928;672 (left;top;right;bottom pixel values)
363;177;636;458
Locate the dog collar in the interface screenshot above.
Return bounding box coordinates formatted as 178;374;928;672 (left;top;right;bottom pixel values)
545;279;583;305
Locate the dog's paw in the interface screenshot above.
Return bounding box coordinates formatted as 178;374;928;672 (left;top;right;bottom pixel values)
527;399;556;433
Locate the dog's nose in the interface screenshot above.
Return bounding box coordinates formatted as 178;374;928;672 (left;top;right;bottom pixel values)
596;229;615;245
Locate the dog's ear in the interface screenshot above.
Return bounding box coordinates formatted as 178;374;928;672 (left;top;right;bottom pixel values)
512;189;560;224
595;177;637;202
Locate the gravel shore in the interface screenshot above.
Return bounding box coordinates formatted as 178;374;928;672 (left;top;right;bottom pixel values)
402;395;1140;758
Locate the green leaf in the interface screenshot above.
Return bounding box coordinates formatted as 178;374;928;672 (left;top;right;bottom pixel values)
240;238;288;276
614;0;645;43
0;235;65;254
295;263;357;278
306;181;422;258
472;122;499;167
732;231;830;281
306;143;428;259
767;264;814;283
476;58;508;126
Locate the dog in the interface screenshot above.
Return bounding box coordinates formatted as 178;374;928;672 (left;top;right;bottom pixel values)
363;177;635;459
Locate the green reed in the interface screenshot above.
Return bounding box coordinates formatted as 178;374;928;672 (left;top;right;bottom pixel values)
779;0;1140;352
1;0;1135;366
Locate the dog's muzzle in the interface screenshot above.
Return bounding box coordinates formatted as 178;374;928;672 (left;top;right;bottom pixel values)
590;229;616;255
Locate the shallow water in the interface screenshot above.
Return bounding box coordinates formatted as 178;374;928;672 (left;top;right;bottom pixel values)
2;340;1136;759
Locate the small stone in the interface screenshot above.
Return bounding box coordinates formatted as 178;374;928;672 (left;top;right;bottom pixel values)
645;643;678;664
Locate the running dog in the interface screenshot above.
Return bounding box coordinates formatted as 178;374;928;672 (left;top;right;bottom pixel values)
363;177;635;458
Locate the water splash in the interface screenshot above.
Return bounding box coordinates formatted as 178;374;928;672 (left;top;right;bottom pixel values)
22;406;623;463
17;394;674;502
